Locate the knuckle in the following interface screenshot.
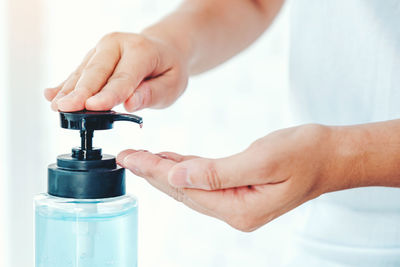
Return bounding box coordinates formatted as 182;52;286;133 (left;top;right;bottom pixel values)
124;102;135;113
127;35;150;48
83;64;110;77
107;90;125;105
141;152;164;178
101;32;122;42
74;86;94;98
203;160;222;190
111;71;134;82
125;35;158;58
142;85;153;107
70;70;81;80
248;137;264;151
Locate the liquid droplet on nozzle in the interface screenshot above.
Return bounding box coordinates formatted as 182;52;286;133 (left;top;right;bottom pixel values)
139;123;143;129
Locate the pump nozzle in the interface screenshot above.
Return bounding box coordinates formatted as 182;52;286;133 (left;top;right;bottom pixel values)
59;110;143;160
59;110;143;131
48;110;143;199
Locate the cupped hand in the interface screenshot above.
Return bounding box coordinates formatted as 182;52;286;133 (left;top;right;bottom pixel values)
44;32;189;112
117;124;338;232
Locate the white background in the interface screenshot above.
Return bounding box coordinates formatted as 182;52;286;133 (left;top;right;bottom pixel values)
0;0;296;266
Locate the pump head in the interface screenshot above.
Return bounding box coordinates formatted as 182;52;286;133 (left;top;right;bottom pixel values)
48;110;143;199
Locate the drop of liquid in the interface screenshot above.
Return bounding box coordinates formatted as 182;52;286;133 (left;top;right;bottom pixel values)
139;123;143;129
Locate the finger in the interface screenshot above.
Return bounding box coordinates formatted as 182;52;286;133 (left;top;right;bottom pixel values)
155;152;198;162
117;149;218;218
117;150;274;230
116;149;137;164
51;74;82;111
125;150;269;228
45;79;70;101
183;188;233;219
44;85;64;101
167;149;271;190
142;172;220;218
57;43;120;111
124;68;186;112
143;174;218;217
85;48;156;111
118;149;175;179
183;195;221;219
117;150;186;202
117;149;152;167
183;185;272;231
117;150;196;168
50;48;96;111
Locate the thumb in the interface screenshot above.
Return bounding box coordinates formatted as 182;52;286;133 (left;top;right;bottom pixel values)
167;150;269;190
124;69;187;112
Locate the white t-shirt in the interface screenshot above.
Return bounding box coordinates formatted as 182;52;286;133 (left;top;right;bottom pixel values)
286;1;400;266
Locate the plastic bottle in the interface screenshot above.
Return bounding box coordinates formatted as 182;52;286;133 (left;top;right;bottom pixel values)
35;110;143;267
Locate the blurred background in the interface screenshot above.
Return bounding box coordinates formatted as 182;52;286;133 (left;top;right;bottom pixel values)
0;0;296;266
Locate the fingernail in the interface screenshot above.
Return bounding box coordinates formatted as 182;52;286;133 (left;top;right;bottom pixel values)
131;91;143;111
122;153;132;165
169;168;191;188
122;154;135;169
122;155;143;176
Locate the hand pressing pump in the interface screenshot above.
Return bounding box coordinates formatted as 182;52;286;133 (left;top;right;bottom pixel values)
35;110;142;267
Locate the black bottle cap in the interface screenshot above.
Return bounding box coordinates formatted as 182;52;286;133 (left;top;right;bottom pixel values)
48;110;143;199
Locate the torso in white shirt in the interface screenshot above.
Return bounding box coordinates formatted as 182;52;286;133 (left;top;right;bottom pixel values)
287;1;400;266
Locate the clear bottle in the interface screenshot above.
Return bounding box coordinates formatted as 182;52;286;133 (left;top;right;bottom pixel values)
35;194;138;267
35;110;143;267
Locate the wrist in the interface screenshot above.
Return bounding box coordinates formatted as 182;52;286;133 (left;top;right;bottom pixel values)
295;124;350;197
326;121;400;192
323;125;365;193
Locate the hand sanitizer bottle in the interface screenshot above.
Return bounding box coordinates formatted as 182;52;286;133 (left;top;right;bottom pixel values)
35;110;143;267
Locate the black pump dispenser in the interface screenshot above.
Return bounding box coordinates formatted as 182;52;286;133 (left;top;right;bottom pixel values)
48;110;143;199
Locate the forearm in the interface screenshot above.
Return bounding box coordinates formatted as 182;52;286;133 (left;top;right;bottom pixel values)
327;120;400;192
142;0;284;74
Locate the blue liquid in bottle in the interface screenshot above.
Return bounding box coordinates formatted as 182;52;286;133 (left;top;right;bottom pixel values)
35;194;138;267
